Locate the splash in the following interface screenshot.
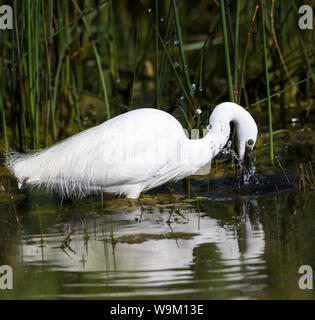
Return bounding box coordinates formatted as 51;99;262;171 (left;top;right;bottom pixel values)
241;153;257;185
221;141;258;184
221;141;239;161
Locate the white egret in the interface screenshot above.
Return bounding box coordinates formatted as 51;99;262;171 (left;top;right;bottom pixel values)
7;102;258;199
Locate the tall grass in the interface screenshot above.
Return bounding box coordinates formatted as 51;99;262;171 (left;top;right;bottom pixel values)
171;0;191;91
0;88;8;153
220;0;234;102
238;5;259;106
261;0;274;164
233;0;240;94
0;0;313;165
154;0;160;109
72;0;111;120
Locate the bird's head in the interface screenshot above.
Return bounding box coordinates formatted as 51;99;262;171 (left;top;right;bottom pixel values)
209;102;258;178
232;104;258;180
235;114;258;164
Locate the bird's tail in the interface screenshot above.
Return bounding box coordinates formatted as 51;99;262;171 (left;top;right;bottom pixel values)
6;150;42;189
6;148;93;198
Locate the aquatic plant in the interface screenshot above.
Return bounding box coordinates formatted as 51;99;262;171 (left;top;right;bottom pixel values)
0;0;313;171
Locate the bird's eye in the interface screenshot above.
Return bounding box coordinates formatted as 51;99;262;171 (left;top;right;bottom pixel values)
247;139;254;146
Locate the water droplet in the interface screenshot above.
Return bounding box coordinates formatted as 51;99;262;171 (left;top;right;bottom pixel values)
184;64;188;69
160;17;164;22
116;78;121;83
190;83;196;91
195;108;202;115
147;8;152;13
180;96;184;101
173;61;179;68
174;40;179;45
198;86;203;92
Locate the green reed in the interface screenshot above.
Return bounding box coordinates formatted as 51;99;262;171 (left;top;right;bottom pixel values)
233;0;240;92
171;0;191;91
261;0;274;165
238;5;259;106
157;0;173;103
154;0;160;109
109;0;119;84
0;88;8;154
220;0;234;102
72;0;111;120
0;0;313;162
26;0;36;148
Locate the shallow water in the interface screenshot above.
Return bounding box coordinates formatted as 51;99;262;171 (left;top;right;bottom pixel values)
0;166;315;300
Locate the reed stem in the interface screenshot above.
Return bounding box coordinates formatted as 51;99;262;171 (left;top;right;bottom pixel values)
171;0;191;91
261;0;274;164
0;89;8;154
155;0;160;109
220;0;234;102
73;0;111;120
27;0;36;148
239;5;259;105
233;0;240;89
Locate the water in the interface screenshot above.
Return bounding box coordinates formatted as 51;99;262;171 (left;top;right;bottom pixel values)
221;141;257;184
0;170;315;300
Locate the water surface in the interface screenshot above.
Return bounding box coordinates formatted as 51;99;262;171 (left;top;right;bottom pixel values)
0;167;315;300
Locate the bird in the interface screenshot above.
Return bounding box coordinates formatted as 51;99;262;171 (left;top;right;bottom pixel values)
7;102;258;199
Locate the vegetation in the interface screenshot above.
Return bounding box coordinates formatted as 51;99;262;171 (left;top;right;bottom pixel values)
0;0;314;166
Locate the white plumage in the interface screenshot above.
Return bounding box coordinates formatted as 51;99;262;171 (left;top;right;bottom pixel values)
7;102;258;199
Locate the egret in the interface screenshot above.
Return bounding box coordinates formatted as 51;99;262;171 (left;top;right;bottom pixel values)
7;102;258;199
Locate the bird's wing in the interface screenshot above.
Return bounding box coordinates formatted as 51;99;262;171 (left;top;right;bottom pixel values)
144;162;193;191
22;117;183;195
11;109;187;197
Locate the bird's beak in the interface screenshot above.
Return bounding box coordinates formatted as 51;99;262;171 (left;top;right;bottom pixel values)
243;141;253;169
240;139;255;180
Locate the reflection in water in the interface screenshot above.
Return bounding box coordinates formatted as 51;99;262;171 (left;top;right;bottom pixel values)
2;193;265;299
1;186;315;300
25;201;265;272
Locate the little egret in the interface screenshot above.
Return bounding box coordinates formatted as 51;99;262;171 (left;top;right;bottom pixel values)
8;102;258;199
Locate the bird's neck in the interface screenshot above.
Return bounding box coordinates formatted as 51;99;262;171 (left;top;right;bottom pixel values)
187;123;230;170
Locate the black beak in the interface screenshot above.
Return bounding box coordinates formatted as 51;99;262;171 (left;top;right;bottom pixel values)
243;139;254;169
240;139;255;182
